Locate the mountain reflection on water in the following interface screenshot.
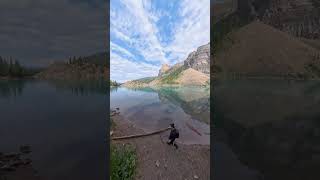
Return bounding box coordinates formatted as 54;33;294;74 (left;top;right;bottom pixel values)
111;86;210;145
213;80;320;180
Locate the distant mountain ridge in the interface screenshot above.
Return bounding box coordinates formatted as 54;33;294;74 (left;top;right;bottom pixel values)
123;43;210;87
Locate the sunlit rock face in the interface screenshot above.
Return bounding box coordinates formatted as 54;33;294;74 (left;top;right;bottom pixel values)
184;43;210;74
158;64;171;76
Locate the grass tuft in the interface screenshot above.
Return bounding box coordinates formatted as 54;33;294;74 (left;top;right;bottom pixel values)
111;144;137;180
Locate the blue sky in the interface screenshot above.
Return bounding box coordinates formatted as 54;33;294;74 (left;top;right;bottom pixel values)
110;0;210;83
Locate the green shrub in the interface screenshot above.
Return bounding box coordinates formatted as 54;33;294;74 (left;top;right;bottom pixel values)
111;144;137;180
305;63;320;78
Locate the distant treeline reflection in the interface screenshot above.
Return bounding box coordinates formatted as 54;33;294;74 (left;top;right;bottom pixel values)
0;80;108;97
0;80;25;97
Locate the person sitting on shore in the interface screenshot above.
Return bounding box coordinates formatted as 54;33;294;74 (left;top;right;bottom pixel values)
167;123;179;149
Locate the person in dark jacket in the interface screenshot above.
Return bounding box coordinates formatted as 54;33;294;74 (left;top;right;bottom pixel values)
167;123;179;149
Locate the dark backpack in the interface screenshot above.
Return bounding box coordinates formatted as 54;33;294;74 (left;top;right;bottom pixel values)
175;129;179;138
169;128;180;139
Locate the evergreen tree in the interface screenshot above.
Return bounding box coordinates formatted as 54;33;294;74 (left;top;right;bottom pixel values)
13;60;22;76
0;56;37;77
0;57;9;76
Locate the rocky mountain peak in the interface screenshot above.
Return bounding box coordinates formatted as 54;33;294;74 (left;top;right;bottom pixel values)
158;64;171;76
184;43;210;74
156;43;210;78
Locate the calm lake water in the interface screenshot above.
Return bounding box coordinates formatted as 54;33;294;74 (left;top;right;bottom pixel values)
0;80;107;180
213;80;320;180
110;86;210;145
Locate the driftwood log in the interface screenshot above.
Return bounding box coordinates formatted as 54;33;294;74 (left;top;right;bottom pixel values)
111;127;172;140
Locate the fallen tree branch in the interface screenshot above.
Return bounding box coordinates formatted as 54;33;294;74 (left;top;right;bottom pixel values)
111;127;172;140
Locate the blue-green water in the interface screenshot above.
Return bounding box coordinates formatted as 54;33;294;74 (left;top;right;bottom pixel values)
110;86;210;145
0;80;107;180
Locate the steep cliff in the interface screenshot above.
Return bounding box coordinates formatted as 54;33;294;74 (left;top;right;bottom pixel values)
184;43;210;74
158;64;171;76
155;43;210;85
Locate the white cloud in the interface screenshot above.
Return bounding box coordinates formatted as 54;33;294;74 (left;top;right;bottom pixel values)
166;0;210;64
111;0;168;64
111;51;159;83
110;41;135;59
